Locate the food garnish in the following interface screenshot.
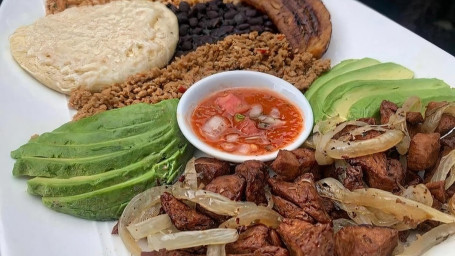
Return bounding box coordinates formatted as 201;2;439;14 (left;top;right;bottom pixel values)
11;99;194;220
9;0;178;94
191;88;303;155
69;32;330;120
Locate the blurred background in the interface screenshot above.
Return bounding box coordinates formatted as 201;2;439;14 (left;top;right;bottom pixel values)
0;0;454;56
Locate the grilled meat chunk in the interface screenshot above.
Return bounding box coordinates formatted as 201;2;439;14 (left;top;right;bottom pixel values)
426;101;455;135
160;192;216;231
342;165;365;191
142;249;195;256
406;111;424;125
380;100;398;124
268;175;331;223
349;153;404;192
272;195;315;223
235;160;268;205
205;174;246;201
407;133;440;171
426;180;446;203
334;225;398;256
292;148;320;179
277;218;334;256
226;225;272;254
195;157;231;185
271;149;301;181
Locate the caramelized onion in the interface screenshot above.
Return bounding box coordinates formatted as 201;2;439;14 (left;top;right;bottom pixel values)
400;184;433;206
127;214;173;240
147;229;239;251
422;102;455;133
118;185;171;256
430;149;455;189
316;178;455;228
397;223;455;256
219;206;282;229
207;244;227;256
325;129;404;159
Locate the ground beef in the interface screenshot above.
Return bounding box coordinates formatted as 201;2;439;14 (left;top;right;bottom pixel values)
69;32;330;120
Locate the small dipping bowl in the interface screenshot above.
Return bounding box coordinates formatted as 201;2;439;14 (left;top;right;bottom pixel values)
177;70;313;162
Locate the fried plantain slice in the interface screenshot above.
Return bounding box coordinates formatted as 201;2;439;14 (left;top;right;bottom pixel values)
242;0;332;58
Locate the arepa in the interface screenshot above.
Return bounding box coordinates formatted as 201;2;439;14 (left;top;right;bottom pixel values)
9;0;178;94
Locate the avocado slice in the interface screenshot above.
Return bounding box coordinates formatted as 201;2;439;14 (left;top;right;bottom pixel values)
20;119;160;147
12;126;177;178
347;88;455;120
52;102;171;133
12;100;181;178
41;144;192;220
323;79;452;120
27;135;183;197
309;63;414;122
11;123;170;159
305;58;380;100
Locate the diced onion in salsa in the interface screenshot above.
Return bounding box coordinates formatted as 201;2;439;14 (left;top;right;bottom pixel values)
191;88;303;155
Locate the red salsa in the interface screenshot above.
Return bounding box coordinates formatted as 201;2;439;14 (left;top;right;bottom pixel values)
191;88;303;155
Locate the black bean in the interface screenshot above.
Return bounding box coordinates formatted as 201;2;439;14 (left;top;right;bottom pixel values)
192;27;203;34
198;20;208;28
238;23;250;30
189;17;198;27
177;13;189;24
207;10;219;19
245;9;257;17
224;19;236;26
179;24;190;36
179;1;190;13
264;20;273;27
250;25;264;32
195;3;206;12
233;13;245;25
248;16;263;25
181;40;193;51
211;25;234;37
208;18;221;28
224;9;237;20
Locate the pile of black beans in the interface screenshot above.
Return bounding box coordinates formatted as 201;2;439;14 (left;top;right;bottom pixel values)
167;0;277;57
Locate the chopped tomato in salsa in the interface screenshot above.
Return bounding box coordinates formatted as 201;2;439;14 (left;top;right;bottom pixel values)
191;88;303;155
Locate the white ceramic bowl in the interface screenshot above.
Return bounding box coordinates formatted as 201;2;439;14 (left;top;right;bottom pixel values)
177;70;314;162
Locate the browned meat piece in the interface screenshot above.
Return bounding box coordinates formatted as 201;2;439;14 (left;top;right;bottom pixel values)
271;150;301;181
349;153;404;192
406;111;424;125
358;117;377;125
160;192;216;231
417;220;440;233
226;225;271;254
272;195;315;223
195;157;231;185
277;218;334;256
142;249;195;256
269;229;284;247
404;169;423;186
241;0;332;58
426;180;446;203
436;114;455;135
227;246;289;256
235;160;268;205
268;176;331;223
407;133;440;171
380;100;398;124
343;165;365;190
441;131;455;148
253;246;289;256
334;225;398;256
205;174;246;201
292;148;320;179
